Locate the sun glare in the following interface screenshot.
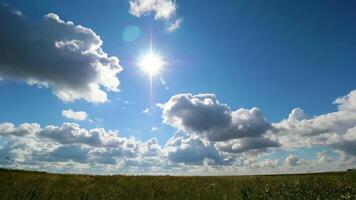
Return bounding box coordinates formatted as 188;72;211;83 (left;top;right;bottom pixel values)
139;52;164;77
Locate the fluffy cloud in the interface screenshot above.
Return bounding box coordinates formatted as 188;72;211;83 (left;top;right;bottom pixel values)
285;154;301;166
129;0;182;31
287;108;308;121
62;109;88;121
140;138;162;157
272;90;356;159
164;132;224;165
129;0;176;19
38;123;108;146
0;123;40;137
160;93;278;158
161;94;271;142
334;90;356;112
316;151;332;163
329;127;356;156
2;89;356;174
259;159;279;168
0;122;162;169
0;4;122;103
158;91;356;168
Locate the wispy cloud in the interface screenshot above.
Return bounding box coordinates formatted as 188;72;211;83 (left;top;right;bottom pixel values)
167;18;182;32
142;107;151;114
62;109;88;121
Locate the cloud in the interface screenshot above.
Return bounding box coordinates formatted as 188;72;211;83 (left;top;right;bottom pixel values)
62;109;88;121
329;127;356;156
0;122;40;137
285;154;301;166
129;0;182;31
159;93;279;160
142;107;151;114
167;18;182;32
129;0;176;19
49;144;90;163
259;159;279;168
287;108;308;121
0;123;164;175
0;122;163;169
334;90;356;112
164;132;224;165
215;137;280;154
161;94;272;142
0;4;122;103
38;123;108;146
2;89;356;174
272;90;356;159
316;151;332;163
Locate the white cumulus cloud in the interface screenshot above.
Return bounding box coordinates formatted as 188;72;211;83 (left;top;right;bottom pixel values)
2;88;356;174
159;93;279;160
285;154;301;166
164;132;224;165
316;151;332;163
160;93;272;142
129;0;182;31
272;89;356;161
0;4;122;103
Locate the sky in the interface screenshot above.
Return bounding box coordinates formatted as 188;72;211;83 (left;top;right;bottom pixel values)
0;0;355;175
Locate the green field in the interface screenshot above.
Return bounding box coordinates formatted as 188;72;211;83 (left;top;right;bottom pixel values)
0;169;355;200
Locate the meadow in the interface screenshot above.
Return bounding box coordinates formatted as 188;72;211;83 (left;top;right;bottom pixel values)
0;168;355;200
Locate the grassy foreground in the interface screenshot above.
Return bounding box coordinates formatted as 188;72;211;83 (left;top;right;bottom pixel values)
0;169;355;200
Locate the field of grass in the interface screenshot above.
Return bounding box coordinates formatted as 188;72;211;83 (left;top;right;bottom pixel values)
0;168;355;200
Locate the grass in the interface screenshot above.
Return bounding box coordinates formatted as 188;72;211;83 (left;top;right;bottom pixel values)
0;168;355;200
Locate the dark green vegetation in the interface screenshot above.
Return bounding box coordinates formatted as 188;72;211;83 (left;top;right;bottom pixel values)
0;169;355;200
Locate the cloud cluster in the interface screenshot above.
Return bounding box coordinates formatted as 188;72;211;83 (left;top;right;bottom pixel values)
159;91;356;170
160;93;278;157
0;122;40;137
272;90;356;160
0;122;163;170
0;121;278;173
1;4;355;175
1;88;356;173
129;0;182;31
0;4;122;103
62;109;88;121
259;159;279;168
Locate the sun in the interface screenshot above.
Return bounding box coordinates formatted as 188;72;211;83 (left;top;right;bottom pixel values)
138;51;164;77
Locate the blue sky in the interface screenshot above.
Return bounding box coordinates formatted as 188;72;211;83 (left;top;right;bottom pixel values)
0;0;355;174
